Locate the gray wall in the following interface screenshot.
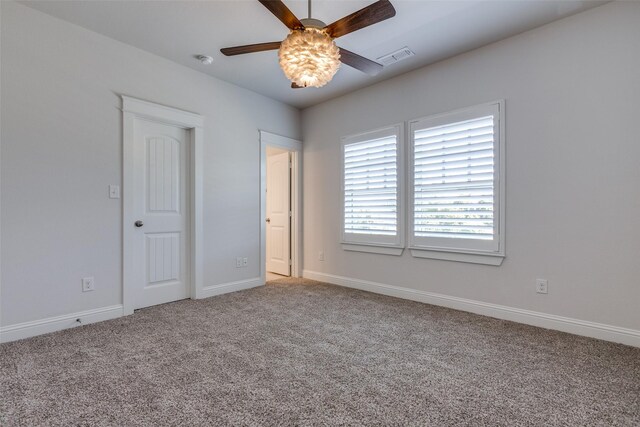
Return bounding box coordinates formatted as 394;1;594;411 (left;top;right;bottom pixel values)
301;2;640;330
0;1;300;326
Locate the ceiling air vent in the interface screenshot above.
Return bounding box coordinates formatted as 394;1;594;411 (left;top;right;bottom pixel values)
377;47;415;67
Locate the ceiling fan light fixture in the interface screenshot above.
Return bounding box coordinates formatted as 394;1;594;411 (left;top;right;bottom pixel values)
278;28;340;88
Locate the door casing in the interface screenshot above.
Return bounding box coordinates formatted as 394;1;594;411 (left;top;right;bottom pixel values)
122;96;204;315
260;131;302;284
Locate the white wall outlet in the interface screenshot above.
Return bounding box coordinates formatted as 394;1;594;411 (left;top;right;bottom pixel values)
243;257;248;267
82;277;95;292
236;257;242;268
109;185;120;199
536;279;548;294
319;250;324;261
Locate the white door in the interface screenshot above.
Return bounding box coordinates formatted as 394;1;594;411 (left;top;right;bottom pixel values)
132;119;190;309
266;151;291;276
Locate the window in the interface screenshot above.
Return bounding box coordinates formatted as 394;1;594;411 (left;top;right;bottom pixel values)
408;101;504;265
341;124;404;255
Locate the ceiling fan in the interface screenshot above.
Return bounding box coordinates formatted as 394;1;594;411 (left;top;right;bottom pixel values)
220;0;396;89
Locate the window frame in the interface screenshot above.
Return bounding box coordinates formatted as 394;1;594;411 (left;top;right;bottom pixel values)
340;123;405;255
408;101;505;265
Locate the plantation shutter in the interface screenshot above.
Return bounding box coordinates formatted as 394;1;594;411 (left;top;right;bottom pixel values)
410;103;501;253
343;129;400;246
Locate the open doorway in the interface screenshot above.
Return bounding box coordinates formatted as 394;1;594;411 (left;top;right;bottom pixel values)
260;131;302;284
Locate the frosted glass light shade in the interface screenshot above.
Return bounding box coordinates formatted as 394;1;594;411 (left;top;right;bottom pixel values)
278;28;340;88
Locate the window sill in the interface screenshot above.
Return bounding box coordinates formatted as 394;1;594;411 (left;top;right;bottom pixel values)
409;248;504;266
342;244;404;256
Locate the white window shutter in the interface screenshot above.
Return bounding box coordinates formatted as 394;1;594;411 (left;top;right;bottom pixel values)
341;125;404;249
413;116;495;240
344;136;398;236
409;102;503;256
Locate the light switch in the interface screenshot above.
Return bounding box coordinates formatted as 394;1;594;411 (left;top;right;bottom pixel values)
109;185;120;199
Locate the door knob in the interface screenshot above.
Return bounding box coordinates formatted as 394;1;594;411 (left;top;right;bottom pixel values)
135;220;144;227
266;218;271;223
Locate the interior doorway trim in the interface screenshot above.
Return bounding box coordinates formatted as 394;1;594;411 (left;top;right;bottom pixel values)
122;96;204;315
260;130;302;284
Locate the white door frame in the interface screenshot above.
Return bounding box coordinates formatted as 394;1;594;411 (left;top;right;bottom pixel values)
122;96;204;315
260;131;302;283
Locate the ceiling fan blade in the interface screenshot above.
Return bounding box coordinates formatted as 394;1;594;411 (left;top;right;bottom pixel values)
258;0;304;30
291;82;305;89
324;0;396;39
220;42;282;56
339;48;383;76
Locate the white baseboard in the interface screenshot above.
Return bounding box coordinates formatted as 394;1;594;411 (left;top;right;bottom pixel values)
0;305;124;344
200;277;263;299
0;278;264;344
303;270;640;348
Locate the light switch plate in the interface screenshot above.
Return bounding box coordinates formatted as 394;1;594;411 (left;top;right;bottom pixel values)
109;185;120;199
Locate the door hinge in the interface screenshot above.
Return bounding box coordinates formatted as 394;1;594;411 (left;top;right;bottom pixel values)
289;211;292;217
289;259;292;266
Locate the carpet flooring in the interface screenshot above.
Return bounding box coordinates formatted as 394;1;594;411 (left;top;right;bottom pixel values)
1;278;639;426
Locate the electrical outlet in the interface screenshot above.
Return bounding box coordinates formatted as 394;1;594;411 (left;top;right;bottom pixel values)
82;277;95;292
236;257;242;268
243;257;248;267
536;279;548;294
319;250;324;261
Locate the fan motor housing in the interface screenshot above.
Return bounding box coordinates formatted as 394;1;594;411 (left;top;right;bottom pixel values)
300;18;327;29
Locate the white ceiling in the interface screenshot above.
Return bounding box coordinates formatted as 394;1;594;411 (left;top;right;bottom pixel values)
21;0;606;109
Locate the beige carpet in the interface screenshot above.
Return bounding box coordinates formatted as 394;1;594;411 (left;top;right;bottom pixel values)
1;278;639;426
266;272;288;282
